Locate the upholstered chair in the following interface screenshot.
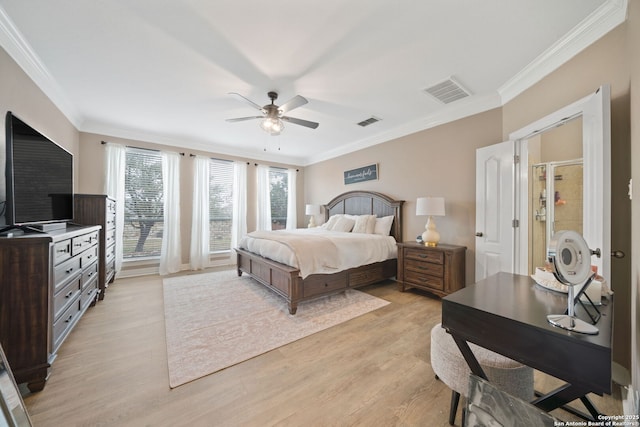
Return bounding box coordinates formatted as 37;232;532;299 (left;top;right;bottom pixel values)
430;323;534;425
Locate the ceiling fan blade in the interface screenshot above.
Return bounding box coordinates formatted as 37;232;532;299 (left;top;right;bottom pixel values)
226;116;263;122
228;92;264;111
281;116;319;129
278;95;308;114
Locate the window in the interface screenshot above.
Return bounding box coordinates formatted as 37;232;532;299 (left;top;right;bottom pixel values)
209;159;234;252
269;168;288;230
123;148;164;259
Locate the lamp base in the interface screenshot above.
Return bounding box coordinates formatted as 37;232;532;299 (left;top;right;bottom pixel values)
422;216;440;247
547;314;599;335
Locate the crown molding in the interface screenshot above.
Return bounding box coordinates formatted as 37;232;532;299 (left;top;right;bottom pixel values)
303;92;502;166
499;0;628;104
0;6;83;127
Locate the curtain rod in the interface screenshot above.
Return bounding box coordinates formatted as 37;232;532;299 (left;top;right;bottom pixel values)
101;140;184;156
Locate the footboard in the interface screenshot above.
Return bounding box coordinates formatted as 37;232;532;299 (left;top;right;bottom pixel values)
236;248;302;313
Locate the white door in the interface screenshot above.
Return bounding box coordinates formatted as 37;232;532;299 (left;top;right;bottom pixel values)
475;141;515;281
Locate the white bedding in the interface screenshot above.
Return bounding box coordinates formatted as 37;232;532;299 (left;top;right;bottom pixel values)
238;228;397;279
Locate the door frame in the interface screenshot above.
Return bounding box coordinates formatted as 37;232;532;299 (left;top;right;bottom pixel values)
509;85;611;280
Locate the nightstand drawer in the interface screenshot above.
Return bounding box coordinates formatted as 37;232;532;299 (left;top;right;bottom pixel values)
405;259;444;277
405;270;444;290
404;248;444;264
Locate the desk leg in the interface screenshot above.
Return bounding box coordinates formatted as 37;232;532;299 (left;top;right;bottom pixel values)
533;383;594;414
451;334;488;381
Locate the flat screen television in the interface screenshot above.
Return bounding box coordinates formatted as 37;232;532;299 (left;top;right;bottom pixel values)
3;111;73;230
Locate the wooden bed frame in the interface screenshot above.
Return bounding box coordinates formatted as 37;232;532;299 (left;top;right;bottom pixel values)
236;191;404;314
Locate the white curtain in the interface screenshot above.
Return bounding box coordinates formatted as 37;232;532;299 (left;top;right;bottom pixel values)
159;151;181;275
256;164;272;231
189;156;210;270
286;168;297;230
230;161;247;261
103;143;126;275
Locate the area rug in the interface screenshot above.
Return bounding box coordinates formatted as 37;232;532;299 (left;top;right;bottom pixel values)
162;269;390;388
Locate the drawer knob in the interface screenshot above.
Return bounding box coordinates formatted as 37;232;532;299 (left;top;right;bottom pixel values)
475;232;483;237
65;314;73;323
66;268;74;274
65;290;74;298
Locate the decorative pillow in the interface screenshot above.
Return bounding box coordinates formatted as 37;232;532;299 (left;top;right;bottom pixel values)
321;214;343;229
352;215;376;234
374;215;394;236
329;216;356;232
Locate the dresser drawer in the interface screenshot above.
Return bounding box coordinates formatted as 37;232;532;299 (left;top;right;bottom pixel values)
52;299;81;351
106;210;116;231
304;272;347;297
53;256;81;292
106;259;116;283
404;248;444;264
53;239;72;264
106;228;116;247
405;270;444;291
53;276;81;321
81;245;98;268
72;231;99;256
82;260;99;287
81;275;99;310
405;259;444;277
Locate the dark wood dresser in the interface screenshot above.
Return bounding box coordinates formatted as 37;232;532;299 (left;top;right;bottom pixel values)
0;224;100;391
396;242;466;297
74;194;116;300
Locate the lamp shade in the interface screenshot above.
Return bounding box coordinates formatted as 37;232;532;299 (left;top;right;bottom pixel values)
416;197;445;216
305;204;321;215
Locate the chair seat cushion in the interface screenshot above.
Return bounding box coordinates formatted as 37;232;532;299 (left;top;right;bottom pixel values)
430;323;534;401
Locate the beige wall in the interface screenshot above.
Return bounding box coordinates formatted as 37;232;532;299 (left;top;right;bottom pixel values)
305;108;503;285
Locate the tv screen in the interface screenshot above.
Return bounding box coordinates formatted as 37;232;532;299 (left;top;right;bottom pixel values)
5;112;73;226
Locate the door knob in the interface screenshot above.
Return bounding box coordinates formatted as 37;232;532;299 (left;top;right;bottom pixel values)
475;232;483;237
611;250;625;259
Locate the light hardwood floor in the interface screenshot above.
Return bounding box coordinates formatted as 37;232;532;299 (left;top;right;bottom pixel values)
22;269;622;426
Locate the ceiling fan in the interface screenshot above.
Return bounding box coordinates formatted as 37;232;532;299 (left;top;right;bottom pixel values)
226;91;319;135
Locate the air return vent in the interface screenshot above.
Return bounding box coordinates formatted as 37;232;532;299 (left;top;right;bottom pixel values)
424;78;471;104
357;116;381;127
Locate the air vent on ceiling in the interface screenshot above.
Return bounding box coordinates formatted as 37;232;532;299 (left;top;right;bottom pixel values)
357;116;381;127
423;78;471;104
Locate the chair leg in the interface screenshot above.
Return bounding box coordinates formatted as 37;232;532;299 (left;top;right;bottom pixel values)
449;390;460;425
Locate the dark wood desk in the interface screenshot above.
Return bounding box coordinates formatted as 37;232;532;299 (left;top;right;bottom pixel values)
441;272;613;418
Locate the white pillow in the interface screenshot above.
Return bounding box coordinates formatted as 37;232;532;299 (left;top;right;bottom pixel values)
352;215;376;234
329;216;356;232
321;214;343;229
374;215;394;236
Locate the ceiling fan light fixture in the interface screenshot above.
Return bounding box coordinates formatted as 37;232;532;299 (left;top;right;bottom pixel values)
260;117;284;135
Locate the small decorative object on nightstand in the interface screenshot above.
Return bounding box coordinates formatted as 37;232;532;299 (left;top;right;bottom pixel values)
396;241;465;297
305;204;320;228
416;197;445;246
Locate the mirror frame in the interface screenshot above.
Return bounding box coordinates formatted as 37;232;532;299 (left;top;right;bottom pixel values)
509;85;611;281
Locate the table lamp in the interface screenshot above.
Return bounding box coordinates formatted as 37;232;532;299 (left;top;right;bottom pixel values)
416;197;445;246
305;204;320;228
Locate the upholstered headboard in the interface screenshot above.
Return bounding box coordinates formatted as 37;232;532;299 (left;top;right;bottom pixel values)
323;191;404;242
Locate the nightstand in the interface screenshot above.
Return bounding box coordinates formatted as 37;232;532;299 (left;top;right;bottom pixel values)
396;242;466;297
